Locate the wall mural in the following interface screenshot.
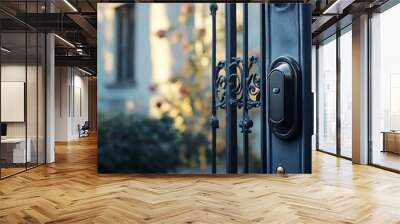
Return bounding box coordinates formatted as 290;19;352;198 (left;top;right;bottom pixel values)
97;3;312;174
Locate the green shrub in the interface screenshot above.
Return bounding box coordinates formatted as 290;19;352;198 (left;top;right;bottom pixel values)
98;113;181;173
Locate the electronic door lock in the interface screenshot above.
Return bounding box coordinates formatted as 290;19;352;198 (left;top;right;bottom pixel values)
268;56;300;139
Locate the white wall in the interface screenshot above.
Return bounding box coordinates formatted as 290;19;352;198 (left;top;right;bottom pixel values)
55;67;89;141
46;5;56;164
1;65;27;139
1;63;46;163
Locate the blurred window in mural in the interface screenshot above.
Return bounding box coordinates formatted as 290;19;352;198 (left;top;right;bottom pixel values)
116;4;135;85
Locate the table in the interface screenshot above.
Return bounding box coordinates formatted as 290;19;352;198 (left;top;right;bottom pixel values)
381;131;400;154
1;138;31;163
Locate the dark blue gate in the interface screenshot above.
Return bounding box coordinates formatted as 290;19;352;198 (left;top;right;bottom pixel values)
210;3;313;174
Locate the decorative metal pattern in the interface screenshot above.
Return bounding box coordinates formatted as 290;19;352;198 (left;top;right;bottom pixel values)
241;2;250;173
239;116;253;133
215;60;226;109
247;56;261;110
215;57;260;110
228;57;244;108
210;3;218;174
209;3;268;174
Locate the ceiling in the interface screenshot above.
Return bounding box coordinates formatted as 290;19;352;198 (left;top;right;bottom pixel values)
0;0;393;75
0;0;98;73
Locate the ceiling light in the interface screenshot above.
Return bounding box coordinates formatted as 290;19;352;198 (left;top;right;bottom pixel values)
1;47;11;53
323;1;340;15
322;0;355;15
54;34;75;48
78;67;93;76
63;0;78;12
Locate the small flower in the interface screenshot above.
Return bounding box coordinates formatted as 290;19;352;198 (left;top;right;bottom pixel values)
149;83;158;92
169;77;179;83
155;101;163;108
198;28;206;37
181;4;194;14
179;84;189;96
156;29;167;38
179;14;188;24
172;31;183;43
182;43;190;54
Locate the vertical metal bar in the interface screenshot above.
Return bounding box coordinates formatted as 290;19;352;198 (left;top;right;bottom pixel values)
367;12;372;165
25;0;28;171
316;44;320;151
336;29;341;157
242;3;249;173
37;0;39;167
225;3;238;174
260;3;268;173
44;0;48;164
210;4;218;174
44;24;47;164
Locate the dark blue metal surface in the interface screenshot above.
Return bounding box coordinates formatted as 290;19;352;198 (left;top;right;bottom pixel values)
225;3;238;174
266;3;312;173
241;3;250;173
260;3;268;173
209;3;218;174
209;3;312;174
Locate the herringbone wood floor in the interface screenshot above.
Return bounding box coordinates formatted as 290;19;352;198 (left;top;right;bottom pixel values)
1;135;400;224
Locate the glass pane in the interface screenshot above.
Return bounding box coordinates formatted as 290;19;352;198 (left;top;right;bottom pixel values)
312;46;317;150
38;33;45;165
318;37;337;154
27;31;38;169
371;4;400;171
339;29;352;158
1;30;27;177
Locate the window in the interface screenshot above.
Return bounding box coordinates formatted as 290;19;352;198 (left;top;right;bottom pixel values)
316;26;353;159
0;1;46;179
370;3;400;171
116;4;135;85
317;36;337;155
339;27;352;158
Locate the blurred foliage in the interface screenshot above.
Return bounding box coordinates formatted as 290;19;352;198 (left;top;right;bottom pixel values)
98;113;181;173
151;4;215;170
179;131;209;171
152;4;211;133
98;112;210;173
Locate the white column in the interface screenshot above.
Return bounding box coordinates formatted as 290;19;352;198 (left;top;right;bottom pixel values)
46;32;55;163
352;14;369;164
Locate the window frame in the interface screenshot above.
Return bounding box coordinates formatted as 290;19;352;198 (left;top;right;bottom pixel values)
315;24;353;161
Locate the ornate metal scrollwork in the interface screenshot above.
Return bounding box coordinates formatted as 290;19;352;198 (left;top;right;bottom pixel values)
246;56;261;110
228;57;244;108
239;115;254;134
215;60;226;109
214;57;260;111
